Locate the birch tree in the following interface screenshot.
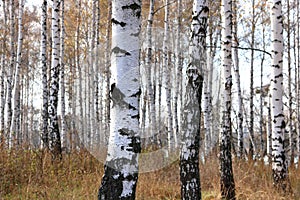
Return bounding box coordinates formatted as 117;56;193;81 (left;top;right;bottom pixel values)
98;0;141;199
7;0;15;146
41;0;48;148
60;0;66;149
49;0;62;159
10;0;24;146
145;0;156;145
270;0;290;191
219;0;236;198
162;0;174;149
232;0;243;159
0;0;8;137
180;0;208;199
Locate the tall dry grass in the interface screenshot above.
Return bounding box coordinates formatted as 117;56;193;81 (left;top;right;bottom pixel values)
0;148;299;199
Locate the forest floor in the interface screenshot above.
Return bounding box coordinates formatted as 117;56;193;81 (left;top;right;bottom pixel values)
0;148;299;200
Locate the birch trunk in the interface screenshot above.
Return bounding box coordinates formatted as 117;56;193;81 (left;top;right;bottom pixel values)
75;0;84;146
219;0;236;198
49;0;62;159
180;0;208;199
232;0;243;159
98;1;141;199
10;0;24;146
287;0;293;166
145;0;156;144
60;0;66;149
7;0;15;147
0;0;8;137
41;0;48;149
104;0;112;138
270;0;289;191
162;0;173;150
249;0;256;159
174;0;182;144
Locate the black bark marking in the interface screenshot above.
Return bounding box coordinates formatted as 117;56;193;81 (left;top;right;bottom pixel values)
111;18;126;27
112;46;131;56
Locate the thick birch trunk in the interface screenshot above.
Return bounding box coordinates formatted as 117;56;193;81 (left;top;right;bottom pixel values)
180;0;208;199
49;0;62;159
219;0;236;199
98;1;141;199
270;0;290;191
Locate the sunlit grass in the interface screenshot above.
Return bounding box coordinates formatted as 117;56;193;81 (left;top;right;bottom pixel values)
0;148;299;199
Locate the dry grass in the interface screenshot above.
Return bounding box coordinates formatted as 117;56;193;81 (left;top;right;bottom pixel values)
0;148;299;200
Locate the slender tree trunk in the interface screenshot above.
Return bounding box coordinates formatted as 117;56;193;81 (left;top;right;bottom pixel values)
287;0;293;167
145;0;156;145
7;0;15;147
232;0;243;159
174;0;182;147
219;0;236;199
75;0;84;147
98;1;141;199
104;0;112;140
10;0;24;147
49;0;62;159
260;22;266;156
270;0;290;191
41;0;49;149
249;0;256;159
162;0;173;150
180;1;208;199
60;0;67;150
0;0;8;138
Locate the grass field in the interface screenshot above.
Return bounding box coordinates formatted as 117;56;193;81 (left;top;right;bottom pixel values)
0;148;299;199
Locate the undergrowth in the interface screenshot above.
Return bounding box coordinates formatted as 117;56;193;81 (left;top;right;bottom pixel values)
0;148;299;199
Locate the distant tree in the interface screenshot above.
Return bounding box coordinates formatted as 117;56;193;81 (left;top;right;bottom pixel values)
60;0;66;150
7;0;16;147
219;0;236;199
180;0;208;199
98;0;142;199
10;0;24;146
0;0;8;139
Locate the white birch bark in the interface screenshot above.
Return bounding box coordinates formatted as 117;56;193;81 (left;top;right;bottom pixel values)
49;0;62;158
41;0;48;148
219;0;236;198
104;0;112;139
270;0;289;190
98;1;141;199
7;0;15;147
174;0;182;146
75;0;84;146
232;0;243;159
145;0;156;144
180;0;208;199
10;0;24;146
0;0;8;137
162;0;173;150
60;0;66;149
